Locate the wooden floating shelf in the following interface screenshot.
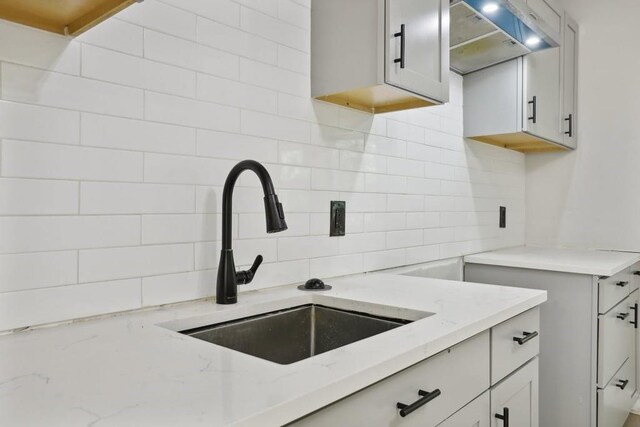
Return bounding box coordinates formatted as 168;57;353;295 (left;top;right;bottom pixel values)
0;0;138;37
470;132;570;154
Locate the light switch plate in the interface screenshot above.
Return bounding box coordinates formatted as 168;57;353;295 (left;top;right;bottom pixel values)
330;201;345;236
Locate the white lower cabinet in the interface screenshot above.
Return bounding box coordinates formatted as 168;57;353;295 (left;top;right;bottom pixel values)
491;358;539;427
438;391;490;427
290;308;541;427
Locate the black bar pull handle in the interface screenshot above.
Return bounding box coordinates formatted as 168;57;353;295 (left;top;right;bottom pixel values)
617;312;630;320
394;24;405;69
631;303;638;328
616;281;629;287
616;379;630;390
513;331;538;345
495;407;510;427
564;114;573;137
397;388;441;417
633;271;640;276
528;96;537;123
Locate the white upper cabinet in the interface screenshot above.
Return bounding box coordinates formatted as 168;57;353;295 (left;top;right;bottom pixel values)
561;13;579;149
386;0;449;103
527;0;563;41
311;0;449;114
463;8;580;154
523;45;562;144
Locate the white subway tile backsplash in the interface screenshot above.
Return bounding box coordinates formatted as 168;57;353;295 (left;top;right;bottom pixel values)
0;216;140;254
242;110;310;143
338;232;386;255
340;152;387;174
117;0;196;40
197;17;277;64
142;270;215;306
363;249;406;272
278;236;338;261
0;2;526;330
0;101;80;144
159;0;240;27
278;0;311;30
0;178;78;215
144;153;234;185
80;182;194;214
197;130;278;162
240;7;309;52
79;244;193;282
279;141;339;169
0;279;141;331
0;251;77;293
144;91;240;132
82;45;196;97
240;57;309;97
81;113;196;155
1;140;143;182
0;21;80;75
386;230;423;249
144;30;239;80
142;214;226;245
1;63;143;118
310;254;363;279
196;73;277;112
76;18;143;56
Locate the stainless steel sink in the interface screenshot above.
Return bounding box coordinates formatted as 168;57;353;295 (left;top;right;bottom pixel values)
180;304;411;364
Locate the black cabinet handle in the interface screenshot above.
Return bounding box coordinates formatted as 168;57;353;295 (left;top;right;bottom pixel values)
633;271;640;276
394;24;405;69
513;331;538;345
617;312;630;320
495;407;510;427
631;303;638;328
397;388;440;417
616;379;630;390
564;114;573;137
528;96;537;123
616;281;629;287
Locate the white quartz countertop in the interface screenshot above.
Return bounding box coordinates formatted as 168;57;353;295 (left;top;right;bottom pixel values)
464;246;640;276
0;274;546;427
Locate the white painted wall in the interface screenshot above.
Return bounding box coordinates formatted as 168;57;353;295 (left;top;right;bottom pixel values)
526;0;640;251
0;0;525;331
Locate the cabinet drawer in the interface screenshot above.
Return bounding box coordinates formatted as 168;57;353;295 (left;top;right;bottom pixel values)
438;390;489;427
491;307;540;385
491;357;539;427
598;295;635;387
599;270;631;314
597;357;635;427
291;331;490;427
630;262;640;292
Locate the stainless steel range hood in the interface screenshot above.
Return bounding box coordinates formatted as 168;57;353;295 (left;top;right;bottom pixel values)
450;0;560;74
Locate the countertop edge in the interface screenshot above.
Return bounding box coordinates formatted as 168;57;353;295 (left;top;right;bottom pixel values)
236;292;547;427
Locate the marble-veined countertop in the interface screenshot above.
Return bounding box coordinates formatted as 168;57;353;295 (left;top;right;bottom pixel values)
0;273;546;426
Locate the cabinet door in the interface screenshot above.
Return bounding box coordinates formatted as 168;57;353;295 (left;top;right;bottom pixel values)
385;0;449;103
526;0;562;42
561;13;578;148
491;358;539;427
522;47;562;144
438;391;489;427
632;289;639;396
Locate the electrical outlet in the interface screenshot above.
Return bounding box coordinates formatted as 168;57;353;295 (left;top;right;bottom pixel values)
499;206;506;228
330;201;345;236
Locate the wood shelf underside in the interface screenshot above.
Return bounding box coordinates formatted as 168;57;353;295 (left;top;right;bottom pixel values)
470;132;570;153
316;85;436;114
0;0;137;36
